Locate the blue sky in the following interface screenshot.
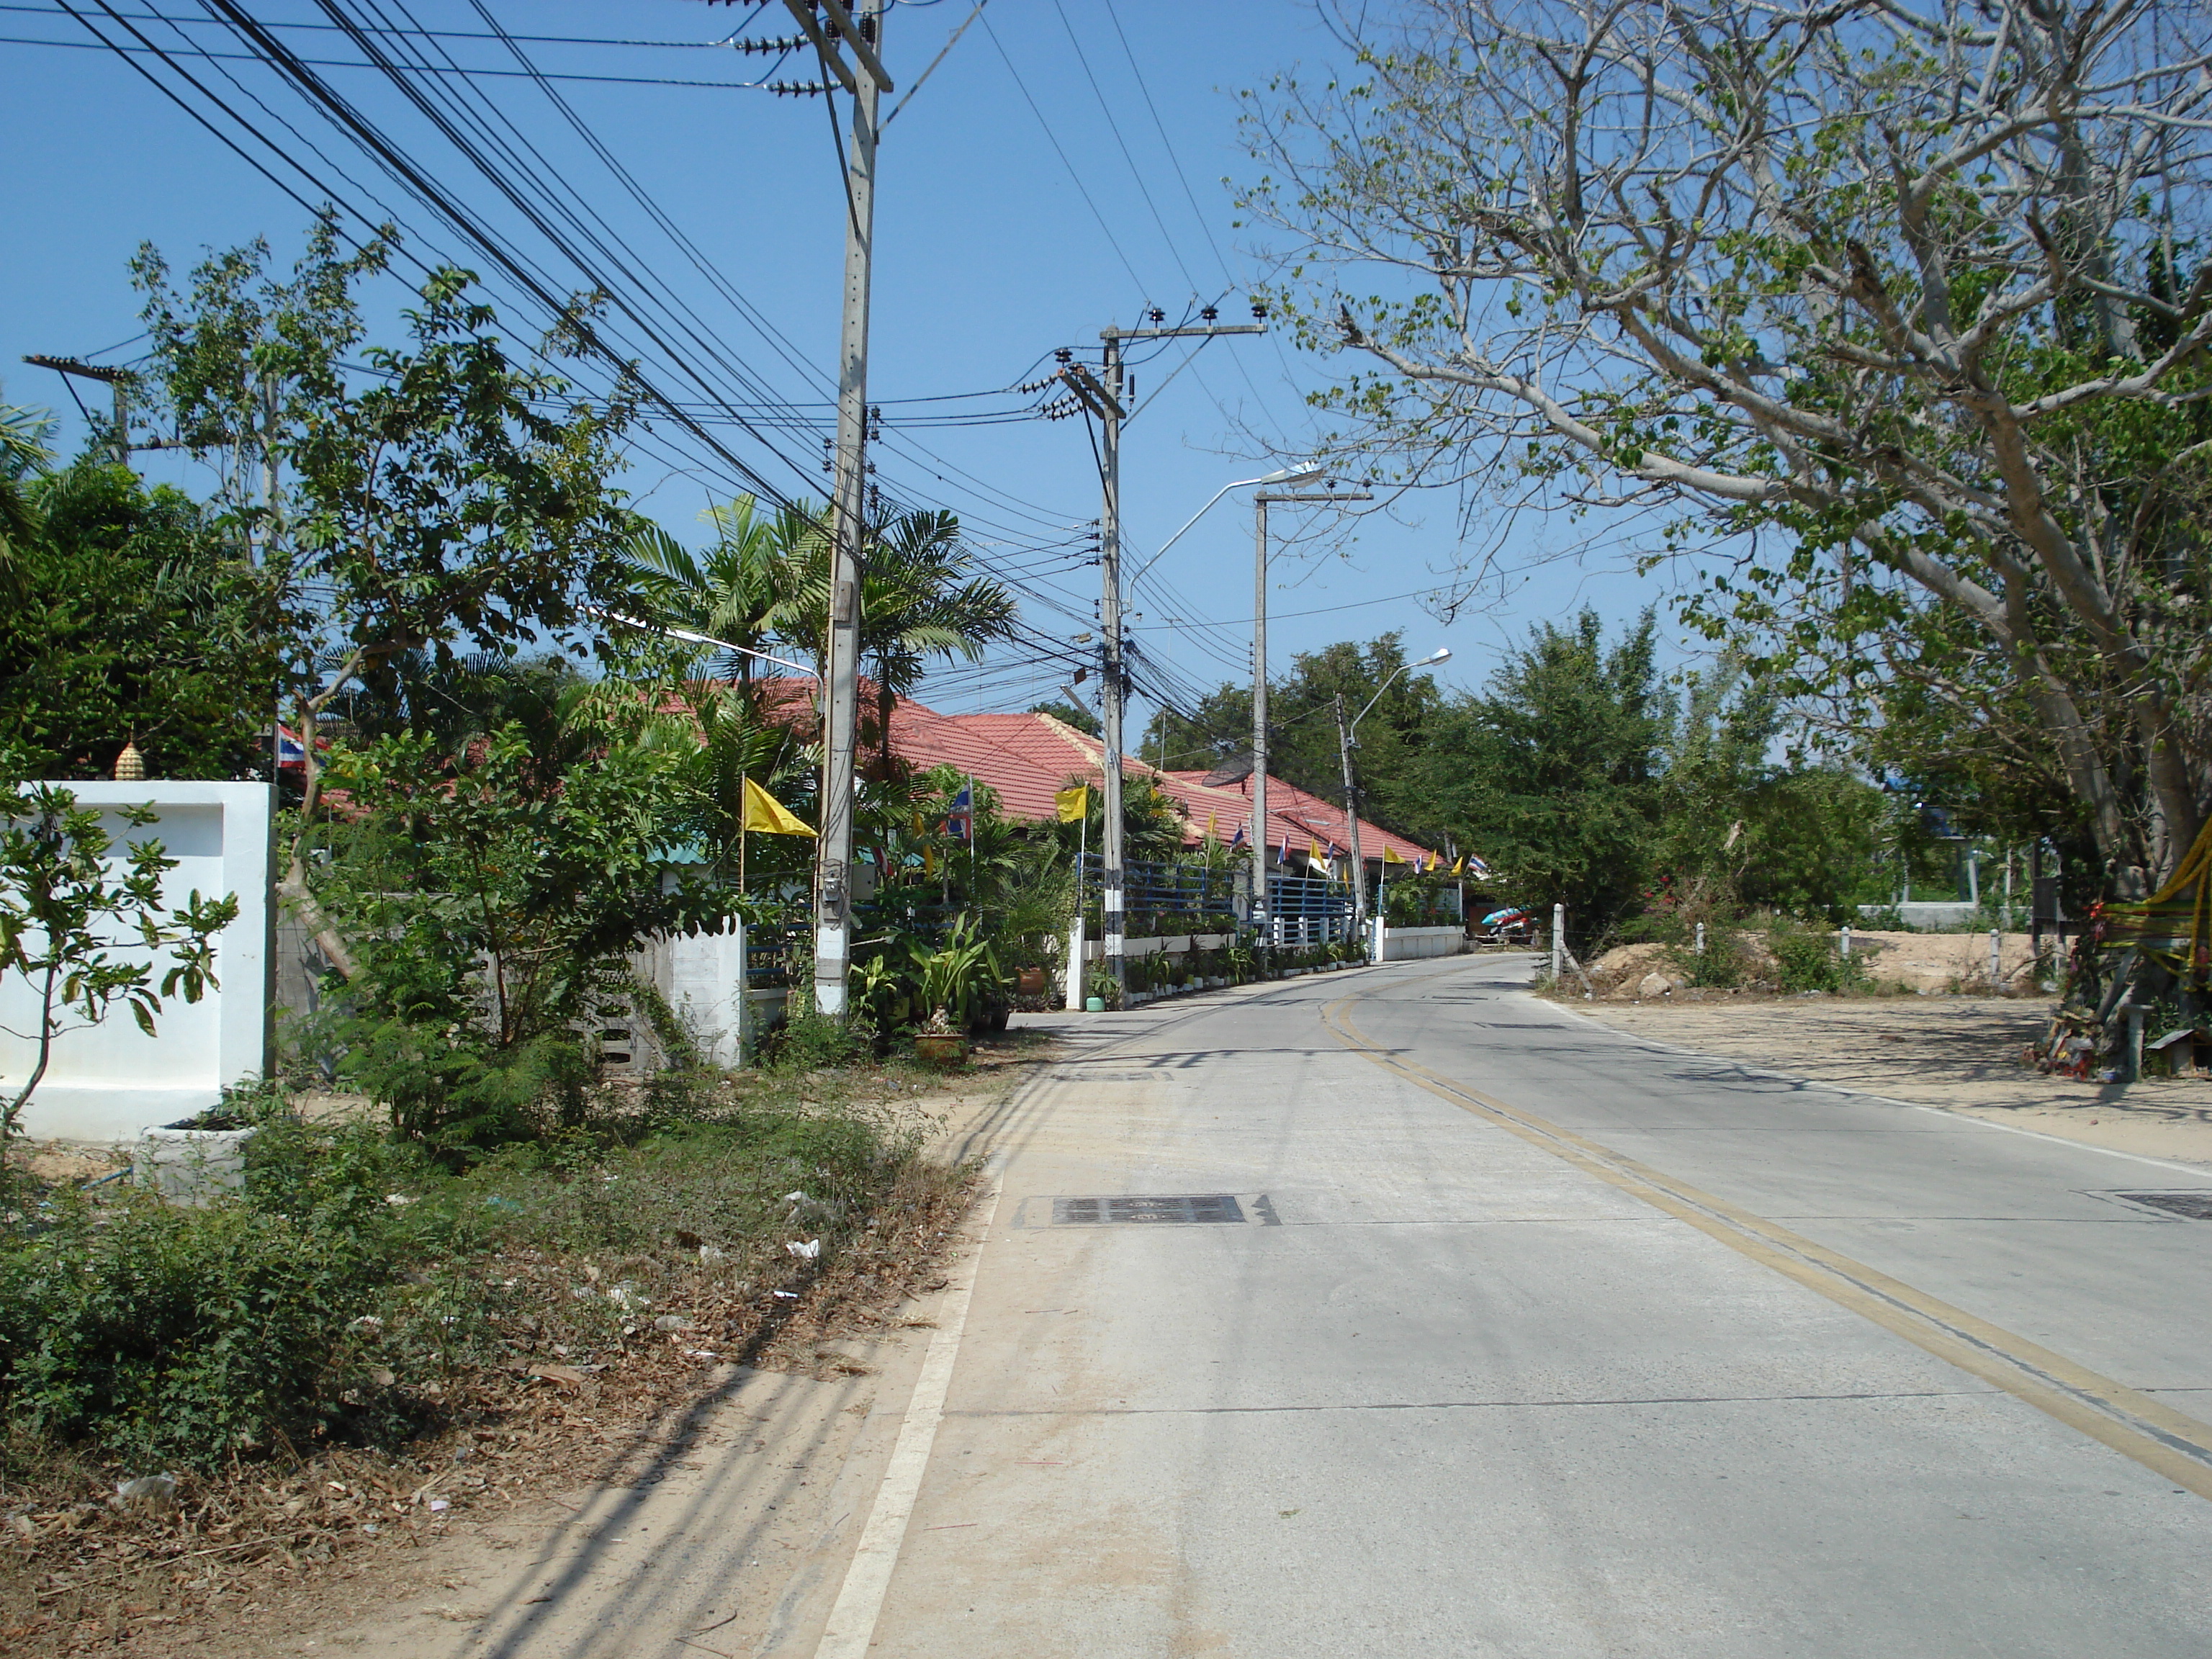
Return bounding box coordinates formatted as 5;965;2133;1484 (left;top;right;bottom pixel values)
0;0;1684;736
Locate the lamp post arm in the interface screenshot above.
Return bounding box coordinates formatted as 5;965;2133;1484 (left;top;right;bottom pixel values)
1128;474;1274;588
1347;661;1414;738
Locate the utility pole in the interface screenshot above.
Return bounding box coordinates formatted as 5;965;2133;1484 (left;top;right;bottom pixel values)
24;355;131;464
788;0;893;1018
1334;693;1367;934
1251;485;1371;945
1057;306;1267;997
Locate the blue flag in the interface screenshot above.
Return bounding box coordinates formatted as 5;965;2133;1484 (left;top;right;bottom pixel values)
944;782;973;844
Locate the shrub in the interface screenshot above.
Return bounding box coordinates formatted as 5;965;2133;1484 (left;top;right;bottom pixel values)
1769;925;1866;994
0;1185;405;1473
761;1004;873;1074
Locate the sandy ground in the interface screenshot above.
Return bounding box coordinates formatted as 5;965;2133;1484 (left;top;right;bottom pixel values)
120;1039;1053;1659
1572;993;2212;1167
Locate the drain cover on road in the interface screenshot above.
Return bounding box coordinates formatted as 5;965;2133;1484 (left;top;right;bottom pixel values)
1052;1194;1245;1226
2114;1190;2212;1220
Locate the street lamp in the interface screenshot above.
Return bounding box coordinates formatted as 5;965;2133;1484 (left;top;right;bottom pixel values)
1336;648;1450;936
1128;462;1324;588
1250;478;1372;944
592;608;813;677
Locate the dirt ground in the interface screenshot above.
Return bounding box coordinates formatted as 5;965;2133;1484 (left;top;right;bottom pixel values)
1572;993;2212;1166
0;1035;1058;1659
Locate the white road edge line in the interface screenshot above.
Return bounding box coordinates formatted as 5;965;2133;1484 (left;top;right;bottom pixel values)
811;1169;1005;1659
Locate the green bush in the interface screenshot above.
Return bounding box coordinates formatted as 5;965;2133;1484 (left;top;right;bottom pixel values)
761;1003;873;1073
1769;925;1866;994
0;1186;405;1473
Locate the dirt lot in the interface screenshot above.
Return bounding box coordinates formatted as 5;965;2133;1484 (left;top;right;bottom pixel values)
0;1035;1058;1659
1572;993;2212;1166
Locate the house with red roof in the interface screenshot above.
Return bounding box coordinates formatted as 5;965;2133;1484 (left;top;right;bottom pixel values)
749;678;1472;884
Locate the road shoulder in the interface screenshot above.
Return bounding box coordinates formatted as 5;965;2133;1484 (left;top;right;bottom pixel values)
1560;990;2212;1167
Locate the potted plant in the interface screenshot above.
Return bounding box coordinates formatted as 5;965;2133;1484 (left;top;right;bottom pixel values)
910;917;1001;1066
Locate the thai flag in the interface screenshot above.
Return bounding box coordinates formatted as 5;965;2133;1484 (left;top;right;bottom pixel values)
944;781;973;843
1277;828;1292;866
276;725;310;769
1228;817;1248;850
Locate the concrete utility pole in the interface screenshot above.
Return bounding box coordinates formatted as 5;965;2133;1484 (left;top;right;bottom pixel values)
1329;644;1443;938
1334;693;1367;932
1251;485;1372;943
791;0;893;1017
1058;307;1266;998
23;355;130;464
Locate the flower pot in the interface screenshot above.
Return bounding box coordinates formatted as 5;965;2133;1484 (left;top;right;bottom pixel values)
1085;996;1106;1012
913;1033;968;1068
1017;966;1047;997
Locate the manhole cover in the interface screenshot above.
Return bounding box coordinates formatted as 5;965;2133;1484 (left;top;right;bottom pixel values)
1052;1194;1245;1226
2115;1190;2212;1220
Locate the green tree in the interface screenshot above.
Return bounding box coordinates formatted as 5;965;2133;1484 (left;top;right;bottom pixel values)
311;722;724;1153
0;451;276;783
133;229;639;977
619;493;818;685
1421;610;1671;945
1245;0;2212;892
1146;633;1449;840
770;503;1018;768
1653;664;1889;923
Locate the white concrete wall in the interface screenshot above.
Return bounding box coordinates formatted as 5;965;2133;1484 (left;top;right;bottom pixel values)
2;782;273;1142
1379;924;1466;963
663;922;749;1069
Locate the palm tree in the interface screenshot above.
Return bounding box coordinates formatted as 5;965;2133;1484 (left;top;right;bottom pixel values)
619;495;823;684
771;505;1018;768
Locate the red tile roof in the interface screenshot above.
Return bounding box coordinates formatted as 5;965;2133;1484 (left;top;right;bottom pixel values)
750;678;1455;871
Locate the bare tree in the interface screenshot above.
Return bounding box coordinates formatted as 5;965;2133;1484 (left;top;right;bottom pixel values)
1245;0;2212;888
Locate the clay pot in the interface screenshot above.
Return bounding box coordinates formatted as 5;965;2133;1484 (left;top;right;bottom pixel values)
1016;966;1047;997
913;1033;968;1068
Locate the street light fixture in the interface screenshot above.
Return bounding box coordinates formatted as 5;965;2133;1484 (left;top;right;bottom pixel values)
591;608;814;677
1128;462;1325;588
1249;478;1373;945
1336;647;1451;935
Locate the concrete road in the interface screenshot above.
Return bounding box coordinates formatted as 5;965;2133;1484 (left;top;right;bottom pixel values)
824;955;2212;1657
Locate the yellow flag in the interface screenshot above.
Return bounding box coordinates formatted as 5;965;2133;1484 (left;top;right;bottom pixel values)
925;844;938;876
1308;837;1323;866
741;776;817;837
1451;855;1465;876
1055;784;1089;823
1205;810;1218;840
1382;843;1405;865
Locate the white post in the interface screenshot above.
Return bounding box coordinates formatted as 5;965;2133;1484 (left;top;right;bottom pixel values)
1990;927;2002;993
1694;922;1706;956
1065;918;1087;1012
1551;903;1565;983
1840;925;1852;959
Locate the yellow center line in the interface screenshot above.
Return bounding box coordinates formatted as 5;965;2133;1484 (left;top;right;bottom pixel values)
1321;989;2212;1501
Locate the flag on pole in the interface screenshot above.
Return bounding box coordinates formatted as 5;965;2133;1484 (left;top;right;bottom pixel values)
1451;855;1465;877
1382;844;1405;866
1227;817;1248;850
1055;783;1089;823
945;781;973;843
1277;828;1292;866
741;777;817;837
1205;810;1218;841
1308;836;1324;871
